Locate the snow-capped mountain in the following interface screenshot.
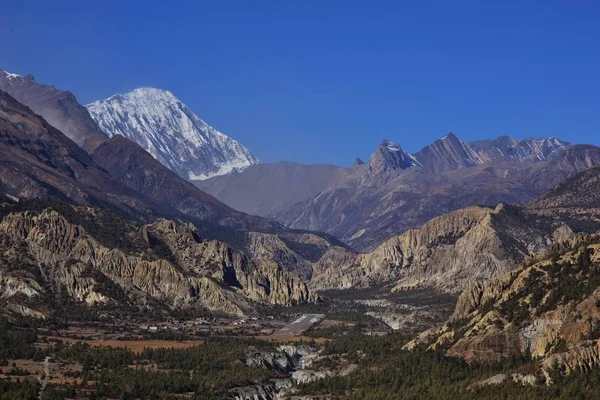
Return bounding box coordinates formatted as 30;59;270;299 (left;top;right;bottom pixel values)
369;139;421;172
469;136;569;164
413;133;485;173
87;88;260;180
410;133;569;173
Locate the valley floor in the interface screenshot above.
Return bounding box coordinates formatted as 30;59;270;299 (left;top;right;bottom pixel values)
2;287;600;399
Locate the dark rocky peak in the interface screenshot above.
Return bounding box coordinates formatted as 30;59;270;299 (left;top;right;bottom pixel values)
413;132;483;173
353;158;365;167
368;139;416;172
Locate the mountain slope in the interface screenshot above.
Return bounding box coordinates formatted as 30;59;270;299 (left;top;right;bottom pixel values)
276;136;600;251
0;83;283;233
0;89;163;218
406;234;600;381
0;90;345;290
0;70;107;152
529;163;600;210
310;157;600;296
414;133;484;173
0;203;316;318
91;135;280;231
470;136;569;164
87;88;259;180
194;161;352;217
310;204;573;293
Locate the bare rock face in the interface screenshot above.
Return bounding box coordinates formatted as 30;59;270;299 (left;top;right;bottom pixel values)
147;220;318;306
247;232;314;281
414;133;484;173
0;207;316;317
311;205;568;293
408;235;600;378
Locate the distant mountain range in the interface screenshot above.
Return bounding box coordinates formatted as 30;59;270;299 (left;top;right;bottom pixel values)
201;132;599;250
87;88;259;180
2;67;600;323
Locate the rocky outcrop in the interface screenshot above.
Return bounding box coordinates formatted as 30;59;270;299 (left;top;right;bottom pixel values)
235;344;356;399
241;344;315;374
311;205;570;293
148;220;318;306
407;236;600;378
0;208;317;317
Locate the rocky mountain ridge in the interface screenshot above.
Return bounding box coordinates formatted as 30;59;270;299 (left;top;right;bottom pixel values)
406;234;600;381
0;69;108;152
0;204;316;318
309;204;574;294
275;136;599;251
91;134;280;232
87;87;259;180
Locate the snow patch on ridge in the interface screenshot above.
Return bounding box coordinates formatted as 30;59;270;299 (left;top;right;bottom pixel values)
2;71;21;80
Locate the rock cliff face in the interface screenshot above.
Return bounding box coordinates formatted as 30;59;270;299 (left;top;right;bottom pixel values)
311;204;570;293
414;133;484;173
0;207;316;318
406;235;600;379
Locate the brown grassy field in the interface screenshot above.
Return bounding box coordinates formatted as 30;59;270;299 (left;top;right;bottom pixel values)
319;319;355;327
43;336;204;353
255;334;328;344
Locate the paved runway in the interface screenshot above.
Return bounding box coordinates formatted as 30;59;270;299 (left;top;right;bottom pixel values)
278;314;326;335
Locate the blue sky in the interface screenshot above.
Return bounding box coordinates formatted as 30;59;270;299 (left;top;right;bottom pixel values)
1;0;599;165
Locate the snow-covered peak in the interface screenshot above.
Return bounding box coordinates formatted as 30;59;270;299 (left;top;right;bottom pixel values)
469;135;569;164
511;137;569;162
104;87;179;104
87;88;260;180
369;139;419;171
0;70;21;80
